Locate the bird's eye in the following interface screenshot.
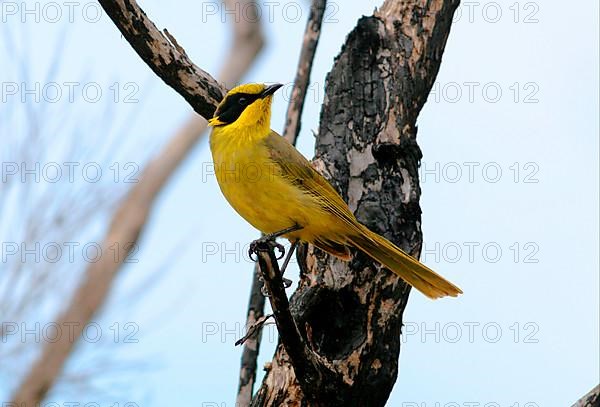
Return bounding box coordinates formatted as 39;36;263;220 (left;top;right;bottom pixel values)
238;97;248;105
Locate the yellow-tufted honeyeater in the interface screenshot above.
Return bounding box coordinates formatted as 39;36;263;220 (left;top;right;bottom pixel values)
208;83;462;299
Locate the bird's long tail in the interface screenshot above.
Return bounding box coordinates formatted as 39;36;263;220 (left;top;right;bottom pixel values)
348;225;462;299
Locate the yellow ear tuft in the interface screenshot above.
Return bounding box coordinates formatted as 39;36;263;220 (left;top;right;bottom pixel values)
208;117;225;127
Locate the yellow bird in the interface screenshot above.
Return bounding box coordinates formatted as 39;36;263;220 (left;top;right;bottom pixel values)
208;83;462;299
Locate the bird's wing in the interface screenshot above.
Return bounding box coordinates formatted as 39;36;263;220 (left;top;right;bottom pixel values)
263;131;357;224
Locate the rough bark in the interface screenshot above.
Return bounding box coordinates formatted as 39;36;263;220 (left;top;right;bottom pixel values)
97;0;225;118
10;1;263;404
573;385;600;407
251;1;459;405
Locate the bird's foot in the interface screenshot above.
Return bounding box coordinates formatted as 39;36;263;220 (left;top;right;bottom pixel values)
248;224;302;261
248;236;285;262
249;225;302;296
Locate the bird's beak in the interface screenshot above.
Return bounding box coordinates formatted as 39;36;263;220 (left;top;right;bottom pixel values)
260;83;283;98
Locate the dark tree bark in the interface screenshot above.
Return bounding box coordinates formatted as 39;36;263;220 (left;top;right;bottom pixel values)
573;385;600;407
251;1;459;405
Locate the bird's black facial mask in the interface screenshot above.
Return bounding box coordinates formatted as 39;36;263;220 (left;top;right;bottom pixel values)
211;84;283;126
212;92;262;125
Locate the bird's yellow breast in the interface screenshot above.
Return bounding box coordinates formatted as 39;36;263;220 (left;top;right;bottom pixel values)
209;126;317;237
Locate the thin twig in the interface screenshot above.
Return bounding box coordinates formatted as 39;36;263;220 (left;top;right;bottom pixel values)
282;0;327;143
236;266;266;404
235;314;274;346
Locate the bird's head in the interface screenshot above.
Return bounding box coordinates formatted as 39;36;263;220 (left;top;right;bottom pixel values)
208;83;283;132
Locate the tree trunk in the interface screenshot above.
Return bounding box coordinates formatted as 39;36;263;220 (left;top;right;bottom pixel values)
252;1;459;405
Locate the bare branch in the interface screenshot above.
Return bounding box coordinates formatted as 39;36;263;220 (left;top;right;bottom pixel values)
572;385;600;407
97;0;225;118
282;0;327;143
236;264;267;405
235;314;273;347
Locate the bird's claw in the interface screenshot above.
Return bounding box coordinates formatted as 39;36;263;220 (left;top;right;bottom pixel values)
248;236;285;261
249;232;295;296
274;243;285;259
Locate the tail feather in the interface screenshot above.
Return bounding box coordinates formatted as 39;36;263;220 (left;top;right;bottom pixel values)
348;226;462;299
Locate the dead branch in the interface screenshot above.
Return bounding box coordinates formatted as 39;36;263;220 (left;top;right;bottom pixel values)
573;385;600;407
282;0;327;143
237;264;268;405
235;314;273;347
97;0;225;118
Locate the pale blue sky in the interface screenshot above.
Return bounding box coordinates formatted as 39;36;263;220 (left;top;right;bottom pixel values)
1;0;598;406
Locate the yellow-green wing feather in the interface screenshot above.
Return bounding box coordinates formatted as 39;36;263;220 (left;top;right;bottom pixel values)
262;131;357;225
